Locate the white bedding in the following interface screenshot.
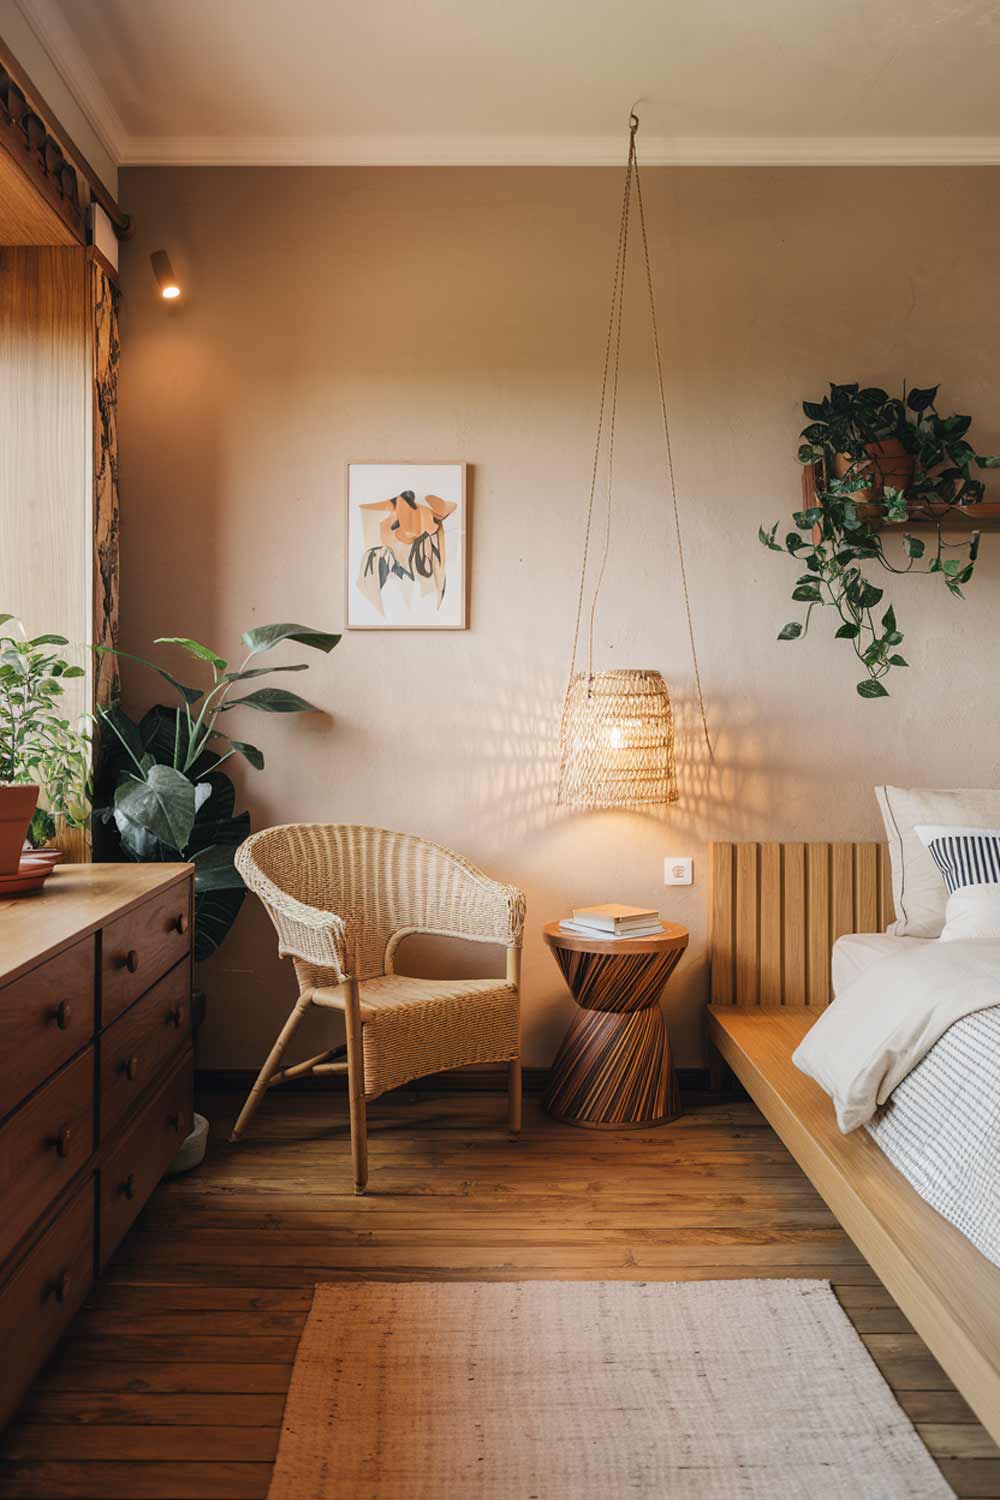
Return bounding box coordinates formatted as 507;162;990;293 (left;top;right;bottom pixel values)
830;932;928;997
793;939;1000;1132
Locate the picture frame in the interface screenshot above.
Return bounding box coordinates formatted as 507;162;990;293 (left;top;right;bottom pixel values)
345;461;469;631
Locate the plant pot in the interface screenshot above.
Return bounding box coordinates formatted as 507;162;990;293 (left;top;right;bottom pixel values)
833;439;915;504
0;784;39;875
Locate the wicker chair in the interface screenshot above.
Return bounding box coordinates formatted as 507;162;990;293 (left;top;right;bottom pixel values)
232;824;526;1192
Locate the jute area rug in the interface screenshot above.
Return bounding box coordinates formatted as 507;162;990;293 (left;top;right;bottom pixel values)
268;1279;954;1500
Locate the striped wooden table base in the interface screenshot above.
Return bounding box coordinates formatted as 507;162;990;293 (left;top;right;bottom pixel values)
542;922;688;1130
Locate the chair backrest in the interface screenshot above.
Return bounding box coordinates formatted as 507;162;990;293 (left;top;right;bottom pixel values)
239;823;523;980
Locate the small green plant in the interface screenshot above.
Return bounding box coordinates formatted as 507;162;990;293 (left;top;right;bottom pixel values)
97;622;339;960
762;381;997;699
0;615;92;841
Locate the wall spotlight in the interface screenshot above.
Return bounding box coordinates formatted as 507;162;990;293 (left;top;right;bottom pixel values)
150;249;181;300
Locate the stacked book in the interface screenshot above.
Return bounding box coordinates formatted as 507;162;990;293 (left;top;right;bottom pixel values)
559;903;663;939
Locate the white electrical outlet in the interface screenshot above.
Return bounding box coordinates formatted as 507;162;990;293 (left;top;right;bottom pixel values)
664;856;693;886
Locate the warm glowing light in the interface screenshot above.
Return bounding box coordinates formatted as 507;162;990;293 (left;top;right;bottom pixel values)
150;249;181;302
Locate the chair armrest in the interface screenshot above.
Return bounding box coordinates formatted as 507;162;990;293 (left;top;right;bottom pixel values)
235;842;352;983
432;859;526;949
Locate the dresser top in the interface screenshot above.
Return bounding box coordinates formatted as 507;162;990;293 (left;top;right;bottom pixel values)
0;862;193;985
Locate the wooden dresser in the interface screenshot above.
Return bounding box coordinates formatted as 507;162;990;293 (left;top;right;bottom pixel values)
0;863;194;1428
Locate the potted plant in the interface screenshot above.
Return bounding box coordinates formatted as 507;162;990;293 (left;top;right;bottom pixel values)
0;616;90;872
798;381;1000;511
96;621;339;960
760;382;997;698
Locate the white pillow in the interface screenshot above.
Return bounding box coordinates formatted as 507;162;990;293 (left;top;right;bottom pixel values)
875;787;1000;938
940;886;1000;942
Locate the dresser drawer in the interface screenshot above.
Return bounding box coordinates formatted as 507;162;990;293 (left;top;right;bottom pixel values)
0;1178;94;1428
0;938;94;1121
100;960;191;1140
0;1048;94;1270
101;881;191;1026
100;1053;192;1266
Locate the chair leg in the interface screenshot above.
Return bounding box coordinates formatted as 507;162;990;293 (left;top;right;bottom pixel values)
344;977;368;1194
508;1056;522;1137
231;995;311;1142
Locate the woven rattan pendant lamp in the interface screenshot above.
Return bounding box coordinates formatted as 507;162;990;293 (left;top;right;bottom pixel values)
558;111;711;810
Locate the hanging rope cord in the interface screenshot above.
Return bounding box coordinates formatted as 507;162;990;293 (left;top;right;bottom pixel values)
565;113;713;760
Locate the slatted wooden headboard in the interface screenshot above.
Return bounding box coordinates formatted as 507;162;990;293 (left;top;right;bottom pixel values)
709;842;894;1010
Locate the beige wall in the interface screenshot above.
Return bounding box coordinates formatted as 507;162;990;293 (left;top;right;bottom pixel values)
117;165;1000;1070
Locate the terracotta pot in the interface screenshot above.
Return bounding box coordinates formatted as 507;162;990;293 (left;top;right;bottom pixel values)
833;439;915;504
0;783;39;875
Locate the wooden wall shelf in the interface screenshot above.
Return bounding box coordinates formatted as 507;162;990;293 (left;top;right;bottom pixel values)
800;462;1000;531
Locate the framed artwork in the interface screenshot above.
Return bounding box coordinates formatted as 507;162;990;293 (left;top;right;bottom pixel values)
346;461;468;630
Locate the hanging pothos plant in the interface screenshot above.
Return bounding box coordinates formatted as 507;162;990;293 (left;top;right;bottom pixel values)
760;382;999;698
95;622;339;960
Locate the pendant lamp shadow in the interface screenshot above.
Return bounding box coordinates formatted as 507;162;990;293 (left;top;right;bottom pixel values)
558;111;711;810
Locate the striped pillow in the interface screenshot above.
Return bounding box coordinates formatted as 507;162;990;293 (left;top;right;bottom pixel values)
915;825;1000;895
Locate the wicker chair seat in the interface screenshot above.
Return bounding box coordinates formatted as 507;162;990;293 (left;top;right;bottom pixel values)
353;975;519;1098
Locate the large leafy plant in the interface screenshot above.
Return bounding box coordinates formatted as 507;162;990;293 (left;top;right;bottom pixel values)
97;622;339;959
0;615;92;842
761;381;995;700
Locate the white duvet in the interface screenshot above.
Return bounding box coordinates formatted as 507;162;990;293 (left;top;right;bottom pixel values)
792;940;1000;1132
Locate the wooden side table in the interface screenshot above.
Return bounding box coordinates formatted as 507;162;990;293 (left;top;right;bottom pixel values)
542;920;689;1130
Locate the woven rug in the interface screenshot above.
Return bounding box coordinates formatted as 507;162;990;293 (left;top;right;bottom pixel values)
268;1280;954;1500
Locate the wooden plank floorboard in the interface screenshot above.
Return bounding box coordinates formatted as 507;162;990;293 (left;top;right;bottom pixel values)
0;1090;995;1499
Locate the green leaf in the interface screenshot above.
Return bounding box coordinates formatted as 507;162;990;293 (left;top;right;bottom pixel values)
907;385;939;413
220;688;318;714
903;534;925;559
835;623;860;639
191;842;246;891
792;584;822;603
777;622;803;640
94;646;203;705
241;622;341;656
975;454;1000;469
889;655;909;666
210;731;265;770
27;634;69;647
881;605;897;633
113;764;198;853
758;524;782;552
222;664;309;683
857;679;890;699
155;637;227;670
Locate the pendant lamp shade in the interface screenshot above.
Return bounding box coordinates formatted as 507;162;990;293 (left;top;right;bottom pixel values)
559;669;678;809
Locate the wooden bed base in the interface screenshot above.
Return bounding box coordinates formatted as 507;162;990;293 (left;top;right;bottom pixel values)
707;841;1000;1445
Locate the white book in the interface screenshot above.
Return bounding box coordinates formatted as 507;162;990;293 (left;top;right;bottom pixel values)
559;919;664;938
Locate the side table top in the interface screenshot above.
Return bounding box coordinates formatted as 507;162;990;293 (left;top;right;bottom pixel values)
542;920;689;956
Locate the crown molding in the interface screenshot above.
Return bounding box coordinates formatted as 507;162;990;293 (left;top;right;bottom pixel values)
118;132;1000;168
14;0;127;162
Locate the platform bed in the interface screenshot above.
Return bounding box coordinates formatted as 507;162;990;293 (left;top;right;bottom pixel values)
708;842;1000;1446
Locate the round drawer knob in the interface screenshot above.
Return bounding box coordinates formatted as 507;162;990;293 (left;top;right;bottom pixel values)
53;1000;72;1031
124;950;140;974
174;913;189;935
121;1172;136;1201
169;1003;186;1029
55;1123;72;1158
124;1054;140;1082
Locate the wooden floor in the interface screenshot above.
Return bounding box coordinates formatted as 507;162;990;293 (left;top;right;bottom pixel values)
1;1087;998;1499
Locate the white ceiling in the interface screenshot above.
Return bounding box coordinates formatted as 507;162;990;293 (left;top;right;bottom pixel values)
15;0;1000;166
